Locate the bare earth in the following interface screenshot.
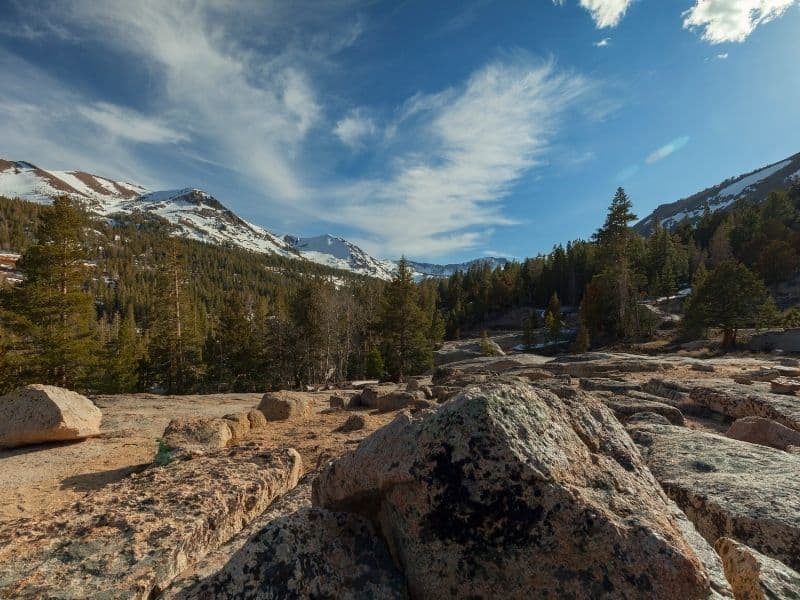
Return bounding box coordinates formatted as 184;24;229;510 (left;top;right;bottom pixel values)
0;391;396;522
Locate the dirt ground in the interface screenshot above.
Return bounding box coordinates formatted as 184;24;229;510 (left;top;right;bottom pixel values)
0;391;397;522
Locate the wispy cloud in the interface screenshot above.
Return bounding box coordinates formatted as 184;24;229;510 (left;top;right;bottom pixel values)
78;102;189;145
683;0;799;43
333;109;377;149
326;57;597;257
645;135;690;164
594;37;611;47
553;0;634;28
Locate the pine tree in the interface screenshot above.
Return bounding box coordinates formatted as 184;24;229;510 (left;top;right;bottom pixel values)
379;258;432;380
104;304;142;392
522;309;540;348
545;291;562;342
571;322;590;354
4;197;99;388
365;347;385;379
684;260;770;348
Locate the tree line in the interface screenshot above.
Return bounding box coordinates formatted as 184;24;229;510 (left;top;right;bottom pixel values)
0;197;441;394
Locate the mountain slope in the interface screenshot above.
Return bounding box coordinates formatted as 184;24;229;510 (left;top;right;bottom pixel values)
406;257;509;278
635;152;800;234
1;158;508;281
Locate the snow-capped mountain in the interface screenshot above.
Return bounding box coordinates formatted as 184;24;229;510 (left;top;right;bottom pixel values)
406;257;509;278
283;234;397;280
0;160;299;258
635;151;800;234
0;158;509;281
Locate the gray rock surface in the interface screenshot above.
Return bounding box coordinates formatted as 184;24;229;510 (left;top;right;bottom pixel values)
689;382;800;431
314;382;716;599
0;384;102;448
628;421;800;570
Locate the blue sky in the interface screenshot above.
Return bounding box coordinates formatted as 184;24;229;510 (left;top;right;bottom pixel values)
1;1;799;262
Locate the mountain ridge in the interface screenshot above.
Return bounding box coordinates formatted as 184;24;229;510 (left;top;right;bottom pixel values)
0;158;506;281
635;151;800;234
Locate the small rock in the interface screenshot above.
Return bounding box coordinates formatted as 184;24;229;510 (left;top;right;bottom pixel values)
246;410;267;430
336;415;366;433
626;412;672;426
0;384;102;448
377;391;418;412
162;416;232;454
222;412;251;442
258;391;314;421
405;378;420;392
714;537;800;600
691;363;716;373
359;386;379;408
329;395;345;410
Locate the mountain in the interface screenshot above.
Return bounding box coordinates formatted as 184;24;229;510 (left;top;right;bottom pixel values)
283;234;397;280
0;158;507;281
406;257;509;278
635;152;800;234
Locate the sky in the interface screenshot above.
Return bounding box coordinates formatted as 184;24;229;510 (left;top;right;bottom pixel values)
1;0;799;263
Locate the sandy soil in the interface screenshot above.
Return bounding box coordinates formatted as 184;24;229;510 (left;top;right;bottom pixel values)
0;391;396;522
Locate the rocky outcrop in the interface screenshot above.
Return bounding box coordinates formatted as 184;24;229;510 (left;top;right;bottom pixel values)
544;353;671;378
314;382;716;598
726;417;800;451
689;382;800;431
165;477;315;598
181;508;408;599
162;416;233;454
628;421;800;570
0;384;102;448
258;391;314;421
579;377;642;394
715;537;800;600
0;443;302;600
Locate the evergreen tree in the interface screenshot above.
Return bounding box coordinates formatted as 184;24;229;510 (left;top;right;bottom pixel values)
522;309;540;348
571;322;590;354
379;258;432;380
684;260;770;348
544;291;562;342
4;197;99;388
365;347;385;379
104;304;142;392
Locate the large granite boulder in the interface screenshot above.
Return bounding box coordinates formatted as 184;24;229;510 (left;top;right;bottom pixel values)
603;395;685;425
377;391;421;412
726;416;800;451
222;412;251;442
628;421;800;570
0;384;102;448
181;508;408;599
0;443;302;600
715;537;800;600
258;391;314;421
314;382;716;598
162;416;233;455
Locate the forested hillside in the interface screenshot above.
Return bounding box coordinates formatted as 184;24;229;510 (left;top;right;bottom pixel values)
2;178;800;395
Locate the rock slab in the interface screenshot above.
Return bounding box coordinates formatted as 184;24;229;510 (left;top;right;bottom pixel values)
0;384;102;448
0;443;302;600
314;382;716;599
726;416;800;451
629;421;800;571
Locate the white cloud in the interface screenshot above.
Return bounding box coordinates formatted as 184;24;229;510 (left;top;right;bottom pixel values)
326;58;595;257
78;102;189;145
333;109;377;149
594;37;611;47
645;135;690;164
716;52;729;59
683;0;799;43
554;0;634;28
